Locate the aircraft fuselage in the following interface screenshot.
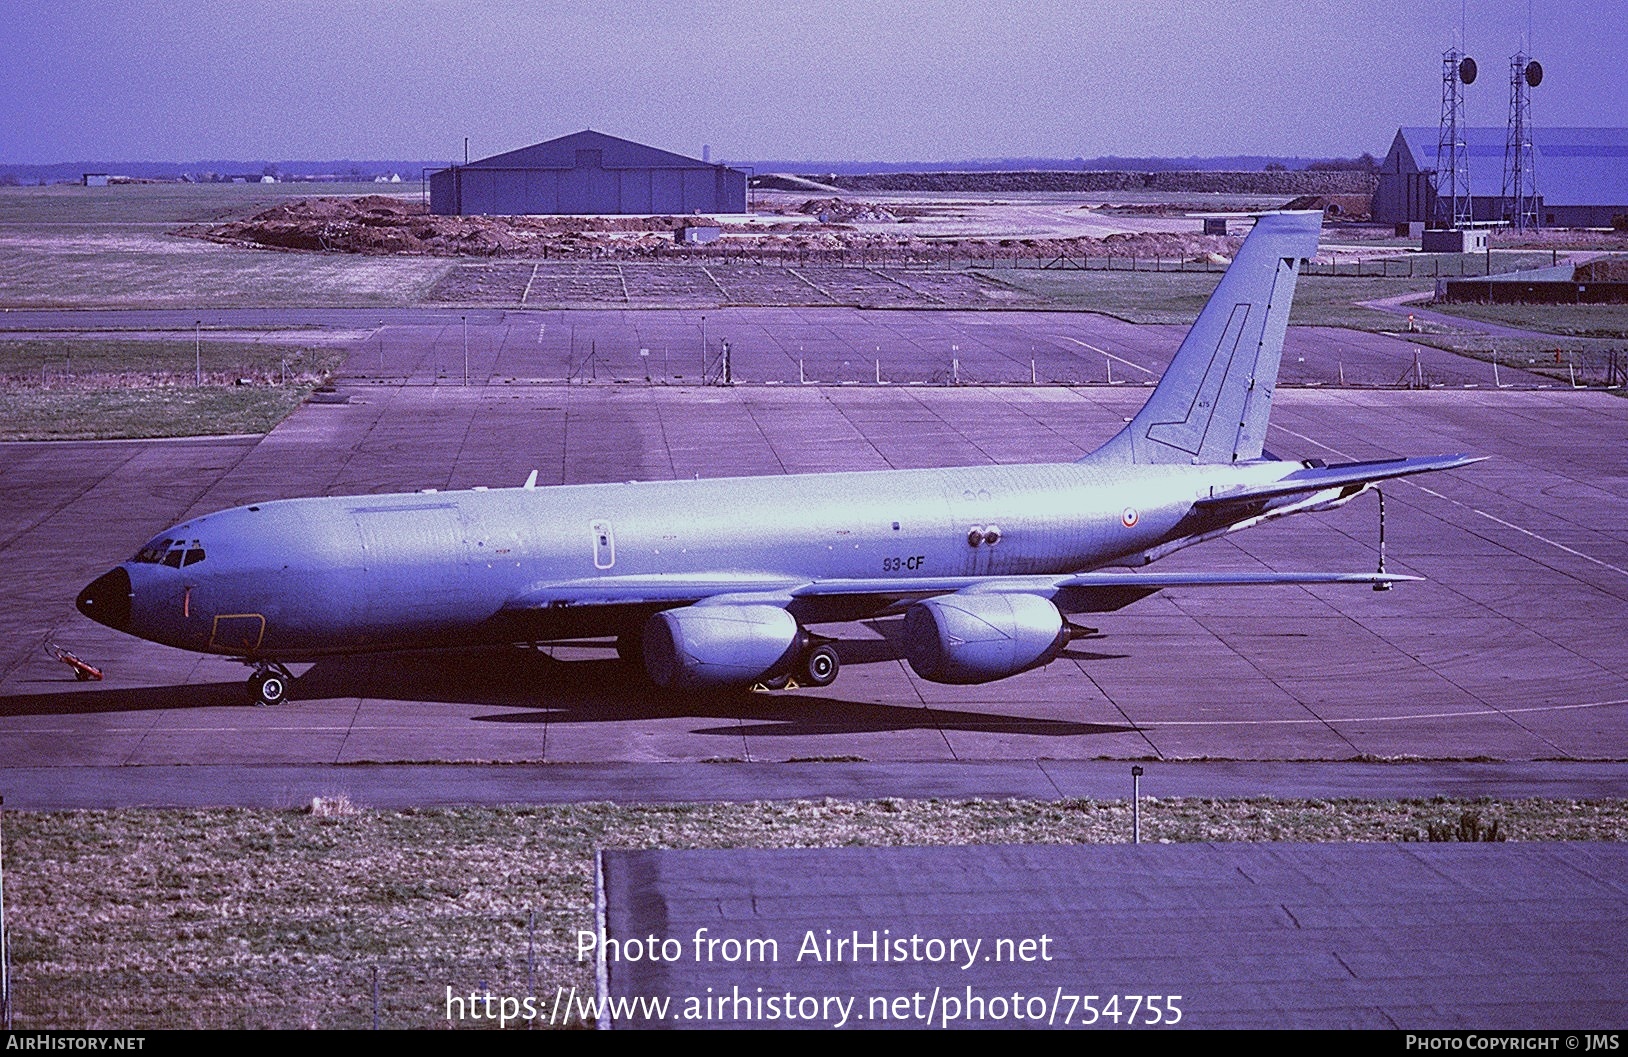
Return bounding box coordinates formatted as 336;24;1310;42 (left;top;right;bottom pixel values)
78;457;1300;661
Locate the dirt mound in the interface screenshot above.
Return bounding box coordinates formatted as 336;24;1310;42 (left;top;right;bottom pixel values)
1279;194;1374;220
190;195;1244;263
1574;257;1628;282
198;197;720;257
795;197;898;223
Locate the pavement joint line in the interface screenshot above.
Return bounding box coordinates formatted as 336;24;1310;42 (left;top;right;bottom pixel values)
520;263;540;307
1194;499;1587;761
1133;696;1628;728
1077;662;1162;759
1055;335;1155;375
1175;600;1365;757
1032;759;1068;798
786;268;833;301
698;266;728;300
1461;505;1628;580
900;386;1000;465
333;686;369;765
1267;420;1628;582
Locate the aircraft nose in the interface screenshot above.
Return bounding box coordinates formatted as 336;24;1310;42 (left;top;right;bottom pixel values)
76;567;132;631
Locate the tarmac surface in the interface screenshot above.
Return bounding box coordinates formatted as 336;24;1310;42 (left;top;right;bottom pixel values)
3;318;1625;788
600;842;1628;1029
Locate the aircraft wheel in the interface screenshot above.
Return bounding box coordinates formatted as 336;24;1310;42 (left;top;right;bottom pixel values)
249;671;288;707
802;644;840;688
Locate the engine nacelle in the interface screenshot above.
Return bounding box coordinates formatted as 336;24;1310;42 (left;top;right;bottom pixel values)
642;604;801;689
903;593;1068;685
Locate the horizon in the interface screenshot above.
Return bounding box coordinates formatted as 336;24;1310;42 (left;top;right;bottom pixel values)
2;150;1377;177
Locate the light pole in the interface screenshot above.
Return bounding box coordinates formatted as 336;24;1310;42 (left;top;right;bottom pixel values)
700;314;707;381
462;315;469;387
195;320;202;386
1131;765;1144;844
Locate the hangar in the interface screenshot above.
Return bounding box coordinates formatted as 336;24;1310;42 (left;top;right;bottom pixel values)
428;130;747;217
1373;126;1628;228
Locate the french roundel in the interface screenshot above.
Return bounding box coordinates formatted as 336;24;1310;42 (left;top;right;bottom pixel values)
1122;507;1139;528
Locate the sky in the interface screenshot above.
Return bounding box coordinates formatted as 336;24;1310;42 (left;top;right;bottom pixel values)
2;0;1623;165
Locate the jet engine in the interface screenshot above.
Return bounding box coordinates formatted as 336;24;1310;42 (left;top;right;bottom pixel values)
642;604;803;689
903;593;1071;685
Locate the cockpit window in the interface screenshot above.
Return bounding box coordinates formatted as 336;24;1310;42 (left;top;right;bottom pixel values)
132;538;204;567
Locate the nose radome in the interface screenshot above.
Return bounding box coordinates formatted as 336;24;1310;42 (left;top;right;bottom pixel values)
76;568;132;632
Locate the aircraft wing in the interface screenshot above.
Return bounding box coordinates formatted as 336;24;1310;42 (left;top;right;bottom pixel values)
1195;454;1484;515
504;568;1418;621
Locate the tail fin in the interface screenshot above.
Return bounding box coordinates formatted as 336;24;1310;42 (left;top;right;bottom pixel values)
1083;210;1322;466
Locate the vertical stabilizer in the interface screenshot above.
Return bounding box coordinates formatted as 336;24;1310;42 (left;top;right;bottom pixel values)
1083;211;1322;466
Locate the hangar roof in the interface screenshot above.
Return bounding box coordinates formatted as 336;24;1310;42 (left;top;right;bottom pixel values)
1395;126;1628;206
463;130;727;171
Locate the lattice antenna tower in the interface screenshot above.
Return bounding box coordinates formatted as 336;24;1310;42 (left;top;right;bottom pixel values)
1435;48;1476;228
1503;54;1541;230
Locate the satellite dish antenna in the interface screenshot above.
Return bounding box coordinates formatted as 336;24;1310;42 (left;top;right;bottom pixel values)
1525;60;1543;87
1459;56;1477;84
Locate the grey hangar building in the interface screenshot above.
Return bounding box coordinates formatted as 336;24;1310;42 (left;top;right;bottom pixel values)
1373;126;1628;229
428;130;748;217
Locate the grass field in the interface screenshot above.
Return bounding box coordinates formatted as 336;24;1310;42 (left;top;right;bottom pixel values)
0;184;450;309
1409;333;1627;387
0;386;314;440
0;337;349;439
0;232;451;309
0;181;418;230
978;268;1438;331
6;797;1622;1029
1425;301;1628;339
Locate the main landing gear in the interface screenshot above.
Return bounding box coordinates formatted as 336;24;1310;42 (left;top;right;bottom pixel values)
246;662;295;707
754;642;842;692
801;643;840;688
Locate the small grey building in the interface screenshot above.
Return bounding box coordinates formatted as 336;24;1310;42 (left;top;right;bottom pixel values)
1374;126;1628;228
429;130;747;217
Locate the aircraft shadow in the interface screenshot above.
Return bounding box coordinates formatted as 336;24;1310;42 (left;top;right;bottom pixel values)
339;648;1123;738
0;681;248;716
0;646;1132;738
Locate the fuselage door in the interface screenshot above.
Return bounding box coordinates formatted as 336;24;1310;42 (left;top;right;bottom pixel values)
591;520;615;570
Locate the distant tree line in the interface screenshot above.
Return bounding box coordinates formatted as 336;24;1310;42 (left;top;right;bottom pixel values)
1271;153;1379;173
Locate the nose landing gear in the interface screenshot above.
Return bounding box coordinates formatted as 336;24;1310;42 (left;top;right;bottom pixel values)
246;662;295;707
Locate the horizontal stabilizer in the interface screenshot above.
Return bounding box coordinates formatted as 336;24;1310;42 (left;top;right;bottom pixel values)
1054;570;1420;588
1194;454;1485;512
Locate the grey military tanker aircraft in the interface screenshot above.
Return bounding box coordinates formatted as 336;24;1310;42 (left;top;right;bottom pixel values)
77;211;1479;707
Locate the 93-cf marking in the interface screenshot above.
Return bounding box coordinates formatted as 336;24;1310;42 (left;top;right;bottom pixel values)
882;555;927;572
